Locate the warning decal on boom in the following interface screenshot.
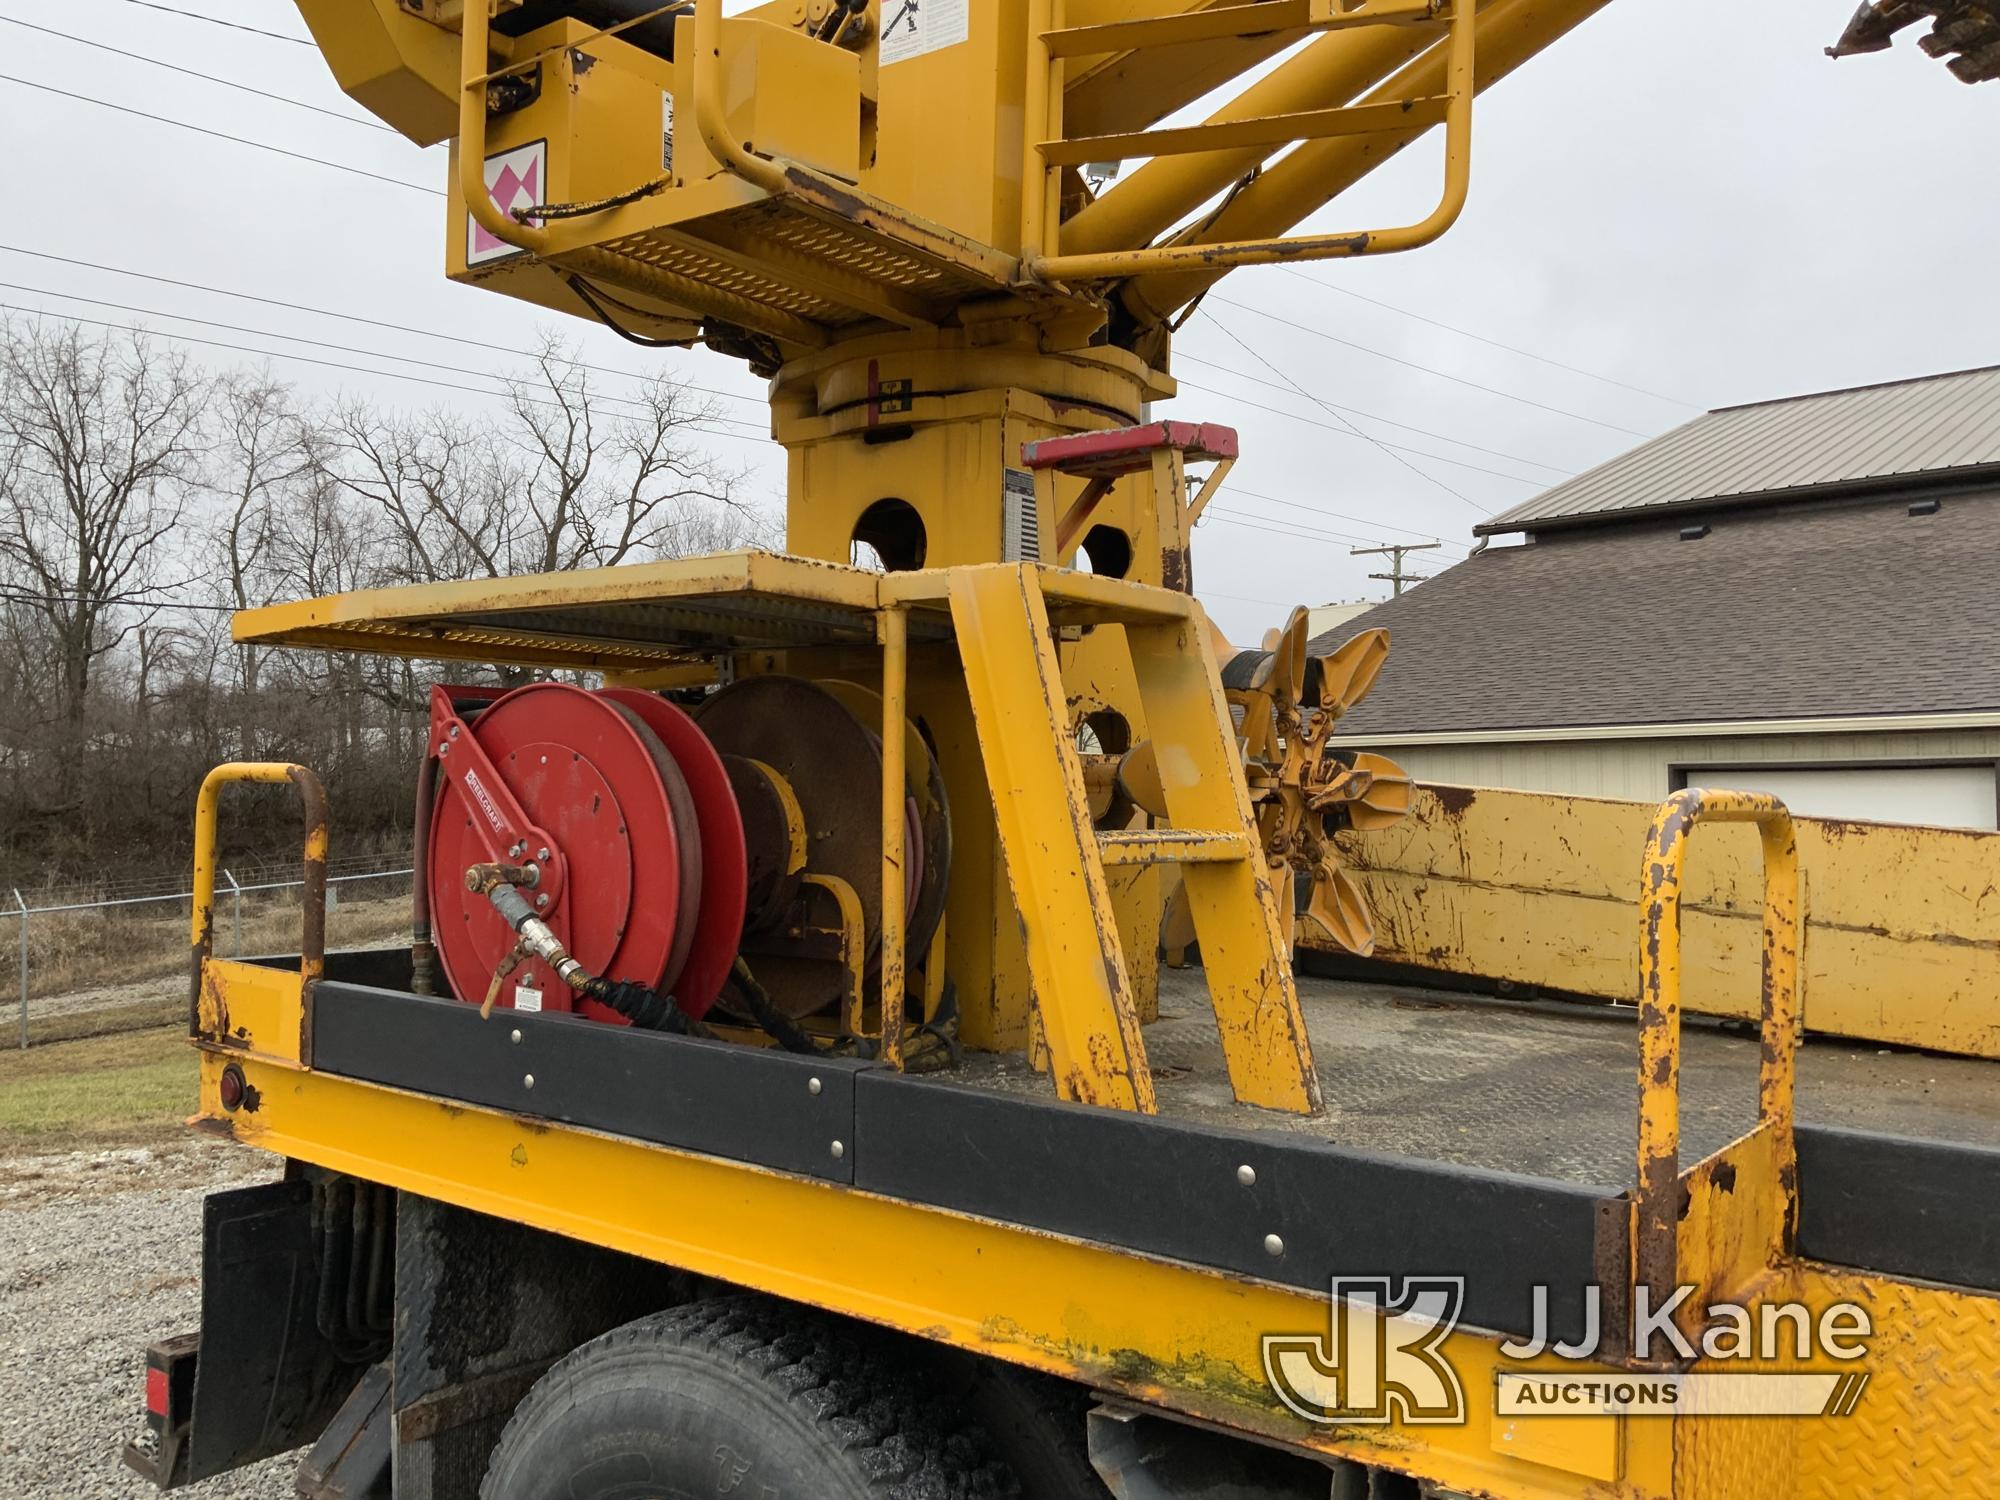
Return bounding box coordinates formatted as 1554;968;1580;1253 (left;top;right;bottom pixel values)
881;0;969;64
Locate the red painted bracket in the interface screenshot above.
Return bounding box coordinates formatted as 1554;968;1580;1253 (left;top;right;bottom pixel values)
426;685;569;908
1021;420;1239;479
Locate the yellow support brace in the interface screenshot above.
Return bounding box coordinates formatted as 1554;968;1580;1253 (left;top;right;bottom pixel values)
1125;611;1322;1115
1097;829;1249;865
949;565;1156;1113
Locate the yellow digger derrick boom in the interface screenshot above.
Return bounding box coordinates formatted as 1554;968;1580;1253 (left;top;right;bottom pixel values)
113;4;2000;1498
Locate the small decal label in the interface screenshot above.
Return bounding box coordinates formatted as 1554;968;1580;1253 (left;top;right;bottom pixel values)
513;982;543;1014
661;92;675;173
469;140;548;266
1002;466;1040;563
462;768;506;833
881;0;969;65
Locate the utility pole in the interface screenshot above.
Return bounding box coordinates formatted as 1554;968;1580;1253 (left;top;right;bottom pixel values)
1351;541;1440;597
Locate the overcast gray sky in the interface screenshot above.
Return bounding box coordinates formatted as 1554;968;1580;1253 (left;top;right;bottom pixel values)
2;1;1993;639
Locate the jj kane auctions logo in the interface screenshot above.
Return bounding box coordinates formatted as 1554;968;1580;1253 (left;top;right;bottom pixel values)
1264;1279;1875;1423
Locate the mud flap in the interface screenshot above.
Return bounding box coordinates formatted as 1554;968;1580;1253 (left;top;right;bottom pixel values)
123;1179;370;1488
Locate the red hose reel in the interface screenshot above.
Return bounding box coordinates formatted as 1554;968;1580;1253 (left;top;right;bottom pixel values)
424;683;747;1022
423;674;950;1027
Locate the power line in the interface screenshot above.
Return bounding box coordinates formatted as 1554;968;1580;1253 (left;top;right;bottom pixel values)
1201;316;1492;515
0;16;395;132
0;243;768;415
0;279;769;433
9;268;1476;558
1177;379;1545;487
0;75;440;197
1205;510;1405;552
1206;294;1655;439
1196;585;1302;610
101;0;315;47
0;247;1512;542
1176;352;1574;476
1275;266;1698;409
1205;504;1466;560
1222;484;1469;551
1203;506;1460;559
1205;505;1379;548
0;302;774;450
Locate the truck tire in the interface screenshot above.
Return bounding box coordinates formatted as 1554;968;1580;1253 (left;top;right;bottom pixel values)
479;1295;1019;1500
936;1351;1111;1498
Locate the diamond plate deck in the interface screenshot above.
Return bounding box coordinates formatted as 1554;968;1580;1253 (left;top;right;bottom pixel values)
954;968;2000;1187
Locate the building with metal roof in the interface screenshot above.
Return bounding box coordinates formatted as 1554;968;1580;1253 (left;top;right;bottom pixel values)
1478;363;2000;537
1314;367;2000;829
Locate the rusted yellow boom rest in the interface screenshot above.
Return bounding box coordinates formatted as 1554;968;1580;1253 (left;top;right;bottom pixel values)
1318;783;2000;1058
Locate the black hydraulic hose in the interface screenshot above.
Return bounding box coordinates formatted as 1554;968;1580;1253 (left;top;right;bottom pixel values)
364;1183;393;1338
345;1182;371;1344
590;977;707;1033
727;959;822;1055
315;1179;350;1347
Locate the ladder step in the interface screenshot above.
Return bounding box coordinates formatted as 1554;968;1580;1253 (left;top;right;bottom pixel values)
1039;98;1451;169
1040;0;1439;60
1098;830;1249;866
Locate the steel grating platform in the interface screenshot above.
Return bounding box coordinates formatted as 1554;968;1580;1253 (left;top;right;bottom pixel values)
953;967;2000;1188
229;551;1195;671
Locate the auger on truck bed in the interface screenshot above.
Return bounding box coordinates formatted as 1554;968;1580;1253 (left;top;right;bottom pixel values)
119;1;2000;1496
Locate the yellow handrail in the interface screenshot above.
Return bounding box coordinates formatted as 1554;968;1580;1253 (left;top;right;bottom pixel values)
1025;0;1472;283
191;763;330;1008
1633;787;1801;1301
457;0;552;259
692;0;791;196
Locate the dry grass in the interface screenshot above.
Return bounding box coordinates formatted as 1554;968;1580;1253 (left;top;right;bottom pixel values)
0;1024;197;1151
0;882;414;1052
21;996;184;1048
9;885;412;1001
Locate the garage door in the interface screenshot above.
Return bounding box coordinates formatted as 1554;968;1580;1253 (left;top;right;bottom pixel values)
1680;764;1998;831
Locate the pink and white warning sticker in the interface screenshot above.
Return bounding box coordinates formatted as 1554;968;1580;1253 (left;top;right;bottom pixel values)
468;140;548;267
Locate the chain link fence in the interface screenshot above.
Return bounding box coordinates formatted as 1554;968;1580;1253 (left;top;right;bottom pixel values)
6;866;414;1047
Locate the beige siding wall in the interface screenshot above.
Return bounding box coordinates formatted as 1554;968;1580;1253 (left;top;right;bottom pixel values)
1366;727;2000;804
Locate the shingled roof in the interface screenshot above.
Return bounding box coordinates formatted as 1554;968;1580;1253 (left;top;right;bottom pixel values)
1315;487;2000;736
1479;365;2000;538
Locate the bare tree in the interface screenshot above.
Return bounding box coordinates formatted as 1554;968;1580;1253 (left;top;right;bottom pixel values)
212;371;312;757
0;321;772;884
321;336;755;587
501;335;754;571
0;320;206;801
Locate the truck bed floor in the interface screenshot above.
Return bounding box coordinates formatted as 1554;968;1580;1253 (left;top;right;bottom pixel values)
952;968;2000;1187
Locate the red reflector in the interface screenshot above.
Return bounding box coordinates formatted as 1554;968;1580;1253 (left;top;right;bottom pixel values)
145;1366;169;1417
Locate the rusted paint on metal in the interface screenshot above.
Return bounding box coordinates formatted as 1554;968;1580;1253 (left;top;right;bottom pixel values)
1634;788;1799;1322
949;565;1158;1112
1125;604;1321;1113
800;872;868;1040
196;963;232;1044
192;762;330;1063
1329;781;2000;1058
877;606;909;1071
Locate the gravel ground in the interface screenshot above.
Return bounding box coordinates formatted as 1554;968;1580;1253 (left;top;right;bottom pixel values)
0;1139;297;1498
23;976;171;1028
